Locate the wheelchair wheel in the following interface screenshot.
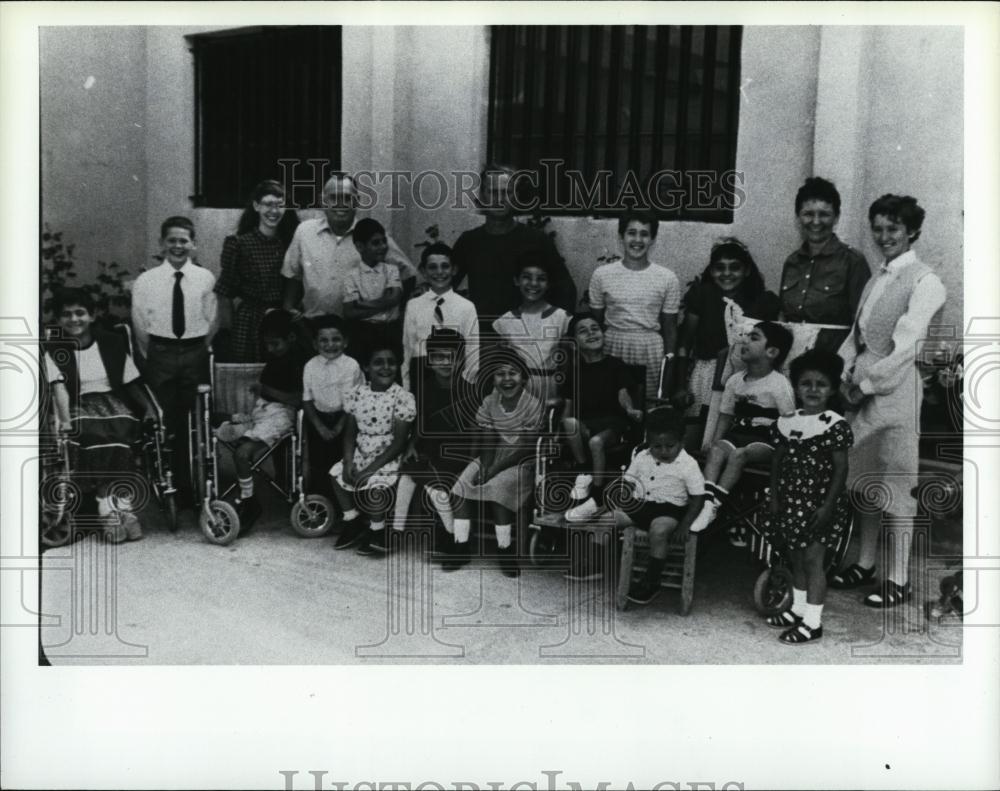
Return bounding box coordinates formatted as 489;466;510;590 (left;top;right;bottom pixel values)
753;565;794;616
290;495;335;538
41;512;75;548
199;500;240;546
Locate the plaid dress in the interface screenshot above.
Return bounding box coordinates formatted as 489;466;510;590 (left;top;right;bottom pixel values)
215;230;289;362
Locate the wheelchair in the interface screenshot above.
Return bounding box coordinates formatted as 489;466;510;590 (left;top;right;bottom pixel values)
527;353;672;566
40;324;179;547
188;355;335;546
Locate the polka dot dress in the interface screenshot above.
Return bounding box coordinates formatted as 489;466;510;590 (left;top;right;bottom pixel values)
762;409;854;549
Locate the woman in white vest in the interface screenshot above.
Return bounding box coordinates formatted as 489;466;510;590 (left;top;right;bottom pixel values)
830;194;946;608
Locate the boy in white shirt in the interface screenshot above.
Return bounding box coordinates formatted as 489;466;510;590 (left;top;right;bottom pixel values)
402;242;479;391
302;315;364;497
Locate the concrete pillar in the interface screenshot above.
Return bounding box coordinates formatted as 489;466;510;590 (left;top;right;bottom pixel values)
812;26;874;250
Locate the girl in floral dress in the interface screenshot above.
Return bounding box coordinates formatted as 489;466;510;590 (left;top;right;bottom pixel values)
763;348;853;644
331;345;416;555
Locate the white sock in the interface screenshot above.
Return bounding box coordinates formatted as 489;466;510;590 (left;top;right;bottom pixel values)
792;588;807;618
393;475;416;529
369;520;385;532
342;508;360;522
238;476;254;499
426;486;455;534
96;496;112;517
803;602;824;630
453;518;471;544
495;524;512;549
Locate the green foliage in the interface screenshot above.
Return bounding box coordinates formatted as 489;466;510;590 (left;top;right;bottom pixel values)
41;224;131;328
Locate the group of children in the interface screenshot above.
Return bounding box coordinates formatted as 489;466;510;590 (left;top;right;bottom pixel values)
45;209;856;644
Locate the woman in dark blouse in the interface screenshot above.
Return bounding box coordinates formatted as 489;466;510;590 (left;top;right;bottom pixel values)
779;177;870;328
215;180;300;362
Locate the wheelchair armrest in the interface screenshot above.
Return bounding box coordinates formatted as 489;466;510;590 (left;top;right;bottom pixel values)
545;398;567;433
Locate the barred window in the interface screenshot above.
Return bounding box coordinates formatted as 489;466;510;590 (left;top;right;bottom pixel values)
487;25;743;221
190;26;342;208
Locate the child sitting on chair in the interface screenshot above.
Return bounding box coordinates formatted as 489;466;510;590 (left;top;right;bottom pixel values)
614;408;705;604
450;345;544;577
689;321;795;542
331;345;416;555
561;312;643;523
215;309;308;529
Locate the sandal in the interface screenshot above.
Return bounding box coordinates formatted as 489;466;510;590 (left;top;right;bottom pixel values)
828;563;876;589
779;623;823;644
765;610;801;629
864;580;912;609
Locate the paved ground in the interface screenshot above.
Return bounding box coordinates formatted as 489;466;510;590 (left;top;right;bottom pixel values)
39;486;963;665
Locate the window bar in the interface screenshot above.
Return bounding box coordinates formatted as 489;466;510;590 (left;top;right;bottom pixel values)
562;26;580;206
627;25;646;181
487;25;501;164
725;26;743;186
192;39;203;205
699;26;718;171
674;26;693;217
520;26;538;169
603;26;624;177
497;26;516;164
583;26;602;182
650;26;670;176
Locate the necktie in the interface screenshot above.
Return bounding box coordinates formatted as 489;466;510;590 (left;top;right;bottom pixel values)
434;296;445;326
172;271;185;338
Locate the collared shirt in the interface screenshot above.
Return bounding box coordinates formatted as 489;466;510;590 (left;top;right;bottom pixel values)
849;249;947;396
779;234;870;325
624;448;705;506
302;353;364;414
281;217;416;318
588;260;681;332
402;288;480;388
132;259;217;339
44;346;140;395
492;305;571;372
343;261;403;323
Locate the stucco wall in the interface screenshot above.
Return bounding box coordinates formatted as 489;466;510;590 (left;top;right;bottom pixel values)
40;27;148;277
39;24;964;331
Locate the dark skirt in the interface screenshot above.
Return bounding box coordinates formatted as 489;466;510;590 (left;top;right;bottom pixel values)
68;392;140;491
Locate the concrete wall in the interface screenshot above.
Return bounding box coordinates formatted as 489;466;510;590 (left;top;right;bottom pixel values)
39;24;964;330
40;27;148;277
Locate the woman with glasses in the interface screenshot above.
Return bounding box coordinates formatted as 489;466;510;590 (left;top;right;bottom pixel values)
673;237;779;449
214;179;300;362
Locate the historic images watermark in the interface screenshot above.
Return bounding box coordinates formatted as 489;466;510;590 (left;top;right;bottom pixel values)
275;159;746;215
277;770;745;791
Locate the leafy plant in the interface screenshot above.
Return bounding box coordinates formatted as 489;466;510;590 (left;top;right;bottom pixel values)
413;224;441;253
41;224;131;328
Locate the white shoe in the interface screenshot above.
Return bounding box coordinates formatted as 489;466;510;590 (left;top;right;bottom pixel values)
565;497;603;523
688;500;719;533
570;474;593;500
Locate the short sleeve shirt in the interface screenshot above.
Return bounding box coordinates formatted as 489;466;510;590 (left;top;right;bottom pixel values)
302;354;364;413
560;354;634;420
474;390;543;444
343;261;403;323
720;370;796;424
492;306;571;372
624;448;705;506
588;261;681;332
260;349;309;400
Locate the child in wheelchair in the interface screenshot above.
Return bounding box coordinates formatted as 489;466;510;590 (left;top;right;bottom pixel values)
560;313;644;523
331;345;416;555
44;288;159;542
214;309;308;528
760;349;853;644
689;321;795;542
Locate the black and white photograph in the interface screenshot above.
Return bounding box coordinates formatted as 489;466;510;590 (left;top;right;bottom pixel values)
2;2;998;789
